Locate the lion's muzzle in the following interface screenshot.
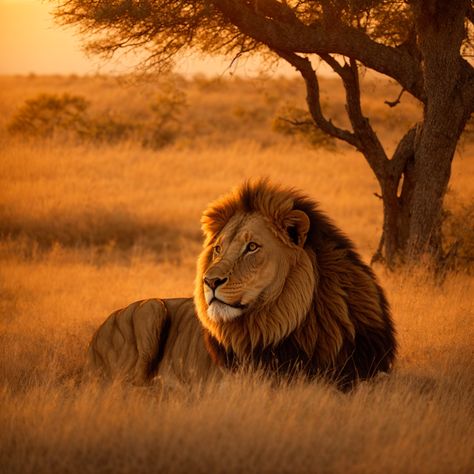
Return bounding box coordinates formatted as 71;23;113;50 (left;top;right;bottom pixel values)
203;275;246;322
203;276;228;290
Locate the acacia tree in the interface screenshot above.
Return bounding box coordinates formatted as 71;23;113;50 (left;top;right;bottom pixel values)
55;0;474;267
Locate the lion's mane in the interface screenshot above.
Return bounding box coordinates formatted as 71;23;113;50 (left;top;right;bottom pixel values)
195;180;396;388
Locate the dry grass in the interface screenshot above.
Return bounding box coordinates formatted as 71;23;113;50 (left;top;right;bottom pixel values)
0;74;473;474
0;73;423;149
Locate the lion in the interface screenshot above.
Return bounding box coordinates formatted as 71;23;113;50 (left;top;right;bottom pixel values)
89;180;396;389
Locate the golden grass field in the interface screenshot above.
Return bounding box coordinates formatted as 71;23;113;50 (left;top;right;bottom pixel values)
0;74;473;473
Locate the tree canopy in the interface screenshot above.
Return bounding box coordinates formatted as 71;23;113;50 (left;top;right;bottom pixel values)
55;1;472;96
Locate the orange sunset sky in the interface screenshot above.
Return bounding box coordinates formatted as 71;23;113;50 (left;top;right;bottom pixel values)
0;0;301;76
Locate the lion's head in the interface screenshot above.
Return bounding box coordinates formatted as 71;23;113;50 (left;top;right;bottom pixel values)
194;180;396;385
196;198;315;349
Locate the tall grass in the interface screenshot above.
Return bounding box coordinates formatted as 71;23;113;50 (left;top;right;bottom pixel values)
0;74;473;473
1;247;472;473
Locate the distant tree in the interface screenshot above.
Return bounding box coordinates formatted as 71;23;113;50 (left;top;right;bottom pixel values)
55;0;474;267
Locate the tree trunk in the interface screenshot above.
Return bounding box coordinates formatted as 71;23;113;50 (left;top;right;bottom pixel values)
374;0;470;267
374;152;415;267
377;112;467;267
405;0;469;260
407;113;466;260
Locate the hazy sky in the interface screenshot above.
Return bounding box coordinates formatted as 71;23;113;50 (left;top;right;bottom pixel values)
0;0;299;76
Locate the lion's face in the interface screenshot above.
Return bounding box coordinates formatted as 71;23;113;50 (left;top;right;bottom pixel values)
195;202;316;354
201;212;297;322
194;183;317;357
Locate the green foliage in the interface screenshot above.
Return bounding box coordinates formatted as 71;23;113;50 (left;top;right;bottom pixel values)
272;106;335;149
7;93;90;138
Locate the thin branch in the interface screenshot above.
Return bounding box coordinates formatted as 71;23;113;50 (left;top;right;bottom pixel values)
278;117;314;127
226;41;260;74
385;88;406;108
275;49;360;148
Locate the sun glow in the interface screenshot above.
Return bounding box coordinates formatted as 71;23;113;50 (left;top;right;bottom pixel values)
0;0;101;74
0;0;299;76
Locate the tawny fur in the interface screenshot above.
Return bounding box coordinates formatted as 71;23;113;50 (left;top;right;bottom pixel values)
89;180;396;389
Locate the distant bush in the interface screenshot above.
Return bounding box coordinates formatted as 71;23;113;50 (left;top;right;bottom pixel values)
6;86;189;149
272;106;335;149
7;93;90;138
87;113;136;144
144;85;187;149
233;105;269;124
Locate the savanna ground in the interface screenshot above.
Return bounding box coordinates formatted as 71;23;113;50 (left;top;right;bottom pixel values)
0;73;473;474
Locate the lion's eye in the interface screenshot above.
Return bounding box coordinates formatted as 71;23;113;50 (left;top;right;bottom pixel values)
214;245;222;255
245;242;259;253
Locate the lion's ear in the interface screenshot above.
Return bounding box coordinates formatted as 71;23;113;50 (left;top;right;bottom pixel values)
283;209;310;246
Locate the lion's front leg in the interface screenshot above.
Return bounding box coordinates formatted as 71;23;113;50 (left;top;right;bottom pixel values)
88;298;169;385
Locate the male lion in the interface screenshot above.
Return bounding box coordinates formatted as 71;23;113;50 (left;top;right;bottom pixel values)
89;180;396;389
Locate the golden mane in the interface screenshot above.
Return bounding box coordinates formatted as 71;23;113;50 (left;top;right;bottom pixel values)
196;180;396;386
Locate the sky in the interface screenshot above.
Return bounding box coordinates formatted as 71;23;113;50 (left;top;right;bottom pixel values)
0;0;299;77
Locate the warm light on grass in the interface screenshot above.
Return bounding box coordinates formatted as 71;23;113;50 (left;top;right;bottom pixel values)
0;74;473;473
0;249;473;472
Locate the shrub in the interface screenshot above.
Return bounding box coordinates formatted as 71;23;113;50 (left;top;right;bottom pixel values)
144;85;187;149
7;93;90;138
7;93;138;144
86;113;136;144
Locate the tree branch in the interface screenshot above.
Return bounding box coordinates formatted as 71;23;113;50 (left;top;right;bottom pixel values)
211;0;424;100
275;50;360;148
389;125;418;179
320;54;388;180
278;117;314;127
385;88;406;108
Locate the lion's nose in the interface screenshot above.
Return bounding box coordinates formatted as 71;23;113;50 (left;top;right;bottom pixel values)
204;277;228;290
